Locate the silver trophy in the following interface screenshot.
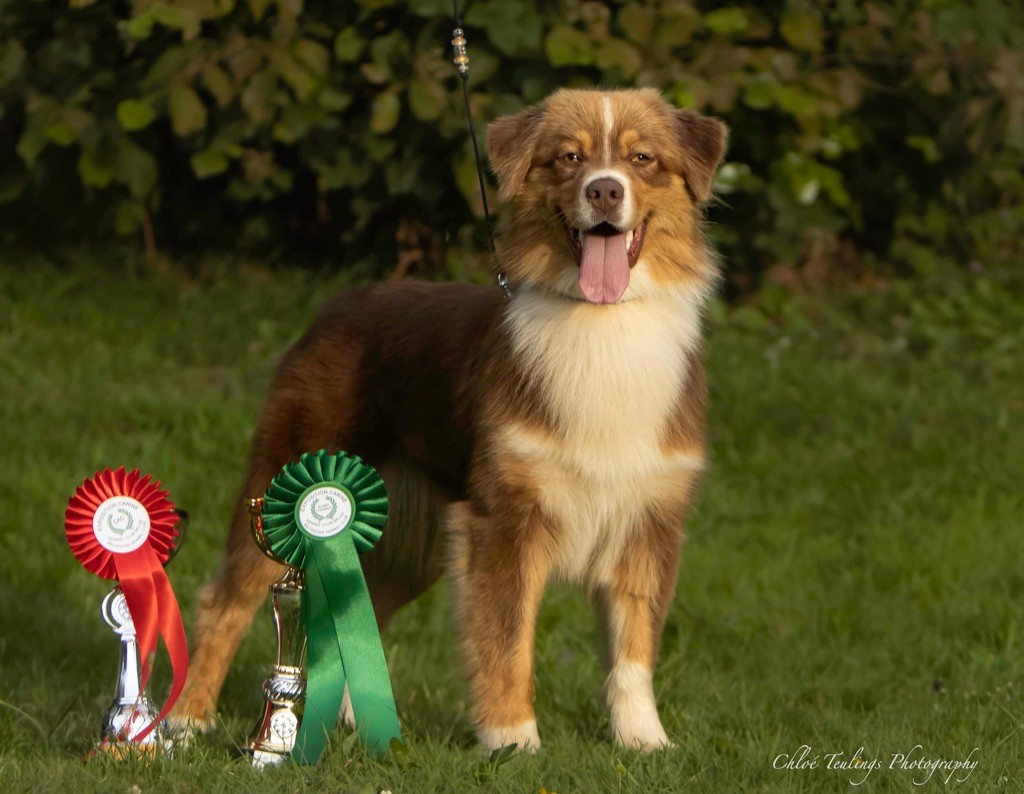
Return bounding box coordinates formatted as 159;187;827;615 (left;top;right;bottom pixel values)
245;497;307;768
97;509;188;756
99;587;163;752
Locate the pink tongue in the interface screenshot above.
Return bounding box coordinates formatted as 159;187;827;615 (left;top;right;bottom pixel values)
579;231;630;304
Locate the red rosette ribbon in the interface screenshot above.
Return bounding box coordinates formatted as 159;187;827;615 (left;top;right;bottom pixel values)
65;467;188;743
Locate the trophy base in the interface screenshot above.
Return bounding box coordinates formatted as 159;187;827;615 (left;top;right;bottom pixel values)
246;699;302;768
95;700;171;758
246;746;290;770
94;739;162;760
97;698;170;758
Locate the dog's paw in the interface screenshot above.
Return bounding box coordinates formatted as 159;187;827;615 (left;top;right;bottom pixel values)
611;713;674;753
614;730;676;753
610;697;673;752
607;660;675;752
163;713;215;747
477;720;541;754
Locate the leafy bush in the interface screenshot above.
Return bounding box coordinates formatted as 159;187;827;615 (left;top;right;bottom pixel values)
0;0;1021;284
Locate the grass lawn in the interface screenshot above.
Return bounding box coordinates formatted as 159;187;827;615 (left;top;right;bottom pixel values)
0;255;1021;792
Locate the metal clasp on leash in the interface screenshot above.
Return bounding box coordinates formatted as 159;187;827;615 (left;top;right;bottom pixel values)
451;3;511;300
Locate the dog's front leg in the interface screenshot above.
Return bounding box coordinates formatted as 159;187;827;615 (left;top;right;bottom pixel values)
448;501;551;753
600;514;684;751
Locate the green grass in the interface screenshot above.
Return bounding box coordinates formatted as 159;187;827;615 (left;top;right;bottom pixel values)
0;256;1022;792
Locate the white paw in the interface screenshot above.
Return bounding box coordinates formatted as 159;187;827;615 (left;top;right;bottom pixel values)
612;718;674;752
477;720;541;754
610;692;672;752
607;661;673;752
163;713;215;747
337;684;356;729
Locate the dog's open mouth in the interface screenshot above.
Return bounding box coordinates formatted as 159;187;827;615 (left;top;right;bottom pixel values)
563;218;648;304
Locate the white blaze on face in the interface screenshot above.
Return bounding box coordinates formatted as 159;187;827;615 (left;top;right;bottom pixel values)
584;94;635;224
572;94;641;304
603;95;614;163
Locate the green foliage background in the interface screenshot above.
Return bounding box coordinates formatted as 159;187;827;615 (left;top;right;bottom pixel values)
0;0;1021;283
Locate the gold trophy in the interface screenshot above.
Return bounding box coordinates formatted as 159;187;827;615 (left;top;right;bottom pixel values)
244;497;307;768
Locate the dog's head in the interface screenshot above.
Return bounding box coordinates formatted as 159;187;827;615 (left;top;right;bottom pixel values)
488;88;727;304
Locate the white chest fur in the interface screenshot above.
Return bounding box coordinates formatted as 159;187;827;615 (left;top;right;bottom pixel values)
500;283;707;583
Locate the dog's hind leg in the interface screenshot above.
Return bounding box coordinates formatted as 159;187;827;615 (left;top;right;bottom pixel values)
168;459;285;734
169;334;367;733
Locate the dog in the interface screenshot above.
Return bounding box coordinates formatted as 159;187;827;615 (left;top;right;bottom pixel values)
171;87;727;753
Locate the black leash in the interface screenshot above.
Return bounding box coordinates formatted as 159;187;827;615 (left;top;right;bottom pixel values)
451;2;511;299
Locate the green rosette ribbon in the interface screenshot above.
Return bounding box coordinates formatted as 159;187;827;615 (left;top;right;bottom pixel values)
262;450;401;762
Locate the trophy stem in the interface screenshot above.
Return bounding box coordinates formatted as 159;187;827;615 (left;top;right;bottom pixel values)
99;587;163;751
245;498;308;768
116;634;143;702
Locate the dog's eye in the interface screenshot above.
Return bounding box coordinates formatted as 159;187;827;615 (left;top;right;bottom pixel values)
562;152;582;164
632;153;654;164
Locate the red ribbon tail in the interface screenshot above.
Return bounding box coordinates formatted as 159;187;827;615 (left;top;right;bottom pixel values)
114;545;189;744
134;565;189;742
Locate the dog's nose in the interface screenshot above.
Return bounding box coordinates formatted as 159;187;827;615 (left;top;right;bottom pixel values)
585;178;624;213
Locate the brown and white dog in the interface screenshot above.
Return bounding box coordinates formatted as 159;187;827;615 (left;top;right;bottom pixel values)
172;88;727;752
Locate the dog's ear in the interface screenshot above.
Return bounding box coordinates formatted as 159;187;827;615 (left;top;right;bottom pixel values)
487;102;546;202
674;108;728;204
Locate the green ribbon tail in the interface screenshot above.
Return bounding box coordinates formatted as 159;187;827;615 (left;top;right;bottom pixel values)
293;556;347;765
294;537;402;761
325;538;401;754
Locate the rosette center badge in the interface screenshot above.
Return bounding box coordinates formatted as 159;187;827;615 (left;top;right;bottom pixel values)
93;497;151;553
296;486;353;539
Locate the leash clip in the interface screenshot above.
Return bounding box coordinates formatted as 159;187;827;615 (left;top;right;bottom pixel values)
452;3;506;298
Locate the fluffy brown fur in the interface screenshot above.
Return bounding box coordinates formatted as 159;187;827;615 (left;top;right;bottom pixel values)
171;88;727;752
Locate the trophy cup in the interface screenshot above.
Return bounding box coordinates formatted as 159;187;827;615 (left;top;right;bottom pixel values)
97;508;189;755
245;497;308;768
